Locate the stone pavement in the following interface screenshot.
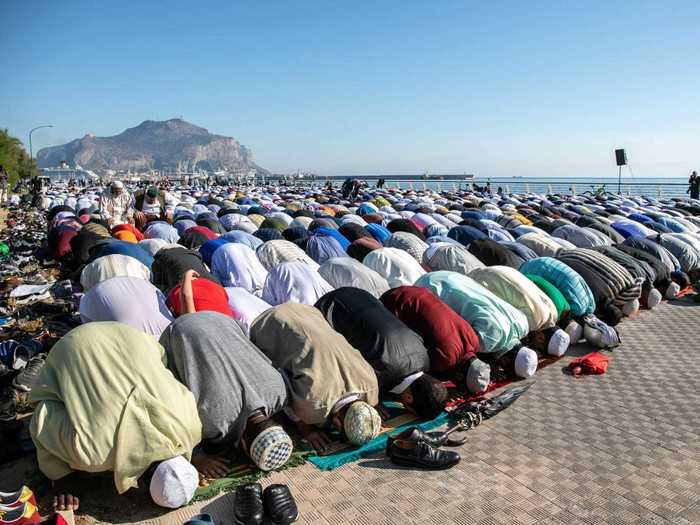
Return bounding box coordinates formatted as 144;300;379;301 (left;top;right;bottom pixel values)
104;297;700;524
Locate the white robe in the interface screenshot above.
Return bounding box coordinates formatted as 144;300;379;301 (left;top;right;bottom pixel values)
469;266;557;332
79;276;174;338
257;240;320;271
80;254;151;292
425;244;485;275
225;287;273;334
211;243;268;296
262;262;333;306
318;257;390;298
362;247;426;289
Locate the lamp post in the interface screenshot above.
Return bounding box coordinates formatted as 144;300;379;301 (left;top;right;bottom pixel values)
29;125;53;159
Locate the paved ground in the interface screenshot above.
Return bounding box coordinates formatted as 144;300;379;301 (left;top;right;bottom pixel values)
116;296;699;525
3;296;699;524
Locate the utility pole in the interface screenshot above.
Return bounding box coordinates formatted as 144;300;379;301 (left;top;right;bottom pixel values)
29;125;54;159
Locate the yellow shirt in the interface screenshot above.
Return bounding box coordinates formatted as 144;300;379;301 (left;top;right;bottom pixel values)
30;322;202;494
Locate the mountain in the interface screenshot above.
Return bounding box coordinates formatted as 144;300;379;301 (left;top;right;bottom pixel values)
36;119;266;173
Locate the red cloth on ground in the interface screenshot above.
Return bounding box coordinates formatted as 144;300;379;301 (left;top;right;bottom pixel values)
112;223;144;241
381;286;479;374
567;352;609;375
168;278;235;318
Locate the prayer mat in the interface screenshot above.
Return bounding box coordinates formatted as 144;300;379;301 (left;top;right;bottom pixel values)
307;402;449;471
674;286;696;298
192;450;309;501
445;354;561;410
306;356;564;471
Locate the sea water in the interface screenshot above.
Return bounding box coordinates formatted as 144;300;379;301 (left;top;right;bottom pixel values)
374;176;691;198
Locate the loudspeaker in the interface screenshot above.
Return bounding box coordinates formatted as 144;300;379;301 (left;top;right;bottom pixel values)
615;149;627;166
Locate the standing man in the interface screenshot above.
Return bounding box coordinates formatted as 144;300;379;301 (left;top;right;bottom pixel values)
99;180;134;226
688;171;699;200
0;165;8;206
31;175;44;206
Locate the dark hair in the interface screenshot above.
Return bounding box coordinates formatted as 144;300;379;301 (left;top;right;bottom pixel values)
242;417;276;451
671;271;691;290
599;302;623;326
556;308;571;328
410;374;448;420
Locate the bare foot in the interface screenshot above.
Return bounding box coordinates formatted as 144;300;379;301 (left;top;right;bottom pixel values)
191;454;230;481
53;493;80;511
376;404;391;421
298;422;332;452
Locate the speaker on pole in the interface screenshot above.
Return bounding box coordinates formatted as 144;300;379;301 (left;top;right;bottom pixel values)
615;148;627;194
615;148;627;167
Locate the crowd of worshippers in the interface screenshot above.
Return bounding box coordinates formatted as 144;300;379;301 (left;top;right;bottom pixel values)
32;179;700;510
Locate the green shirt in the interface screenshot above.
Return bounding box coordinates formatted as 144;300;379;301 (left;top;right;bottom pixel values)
524;273;571;321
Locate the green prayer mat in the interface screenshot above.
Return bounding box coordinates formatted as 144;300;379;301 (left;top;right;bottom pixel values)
192;450;309;501
307;402;449;471
193;403;448;500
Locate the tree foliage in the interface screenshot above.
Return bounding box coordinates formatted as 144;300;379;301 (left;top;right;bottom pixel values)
0;128;39;185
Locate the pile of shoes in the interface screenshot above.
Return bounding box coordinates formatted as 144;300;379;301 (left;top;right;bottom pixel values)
0;207;58;466
0;486;40;525
0;339;47;423
386;426;461;470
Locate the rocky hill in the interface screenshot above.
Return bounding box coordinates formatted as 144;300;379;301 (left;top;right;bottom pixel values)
36;119;266;172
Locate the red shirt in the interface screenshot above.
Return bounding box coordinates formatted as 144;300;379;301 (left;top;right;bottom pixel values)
168;278;234;318
381;286;479;374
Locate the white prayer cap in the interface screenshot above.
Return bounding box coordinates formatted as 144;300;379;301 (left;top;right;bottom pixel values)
565;320;583;344
582;315;621;349
514;347;538;378
249;425;293;471
665;282;680;299
582;323;620;349
647;288;662;309
465;358;490;393
546;329;570;357
344;401;381;445
111;180;124;189
149;456;198;508
621;298;639;317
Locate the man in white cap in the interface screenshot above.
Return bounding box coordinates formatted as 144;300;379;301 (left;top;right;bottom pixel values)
415;271;539;379
159;311;294;479
250;303;382;452
30;322;202;511
99;180;134;226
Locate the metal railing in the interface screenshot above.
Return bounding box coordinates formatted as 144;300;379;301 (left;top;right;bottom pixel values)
469;180;689;199
263;176;690;199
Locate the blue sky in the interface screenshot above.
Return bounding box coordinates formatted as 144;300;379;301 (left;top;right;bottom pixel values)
2;1;699;178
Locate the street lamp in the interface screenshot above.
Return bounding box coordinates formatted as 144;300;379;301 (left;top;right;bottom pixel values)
29;125;53;159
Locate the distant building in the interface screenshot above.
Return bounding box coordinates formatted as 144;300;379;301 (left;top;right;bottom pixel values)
41;163;99;182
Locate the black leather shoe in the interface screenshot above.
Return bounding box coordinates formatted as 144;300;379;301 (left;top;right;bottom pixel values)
263;484;299;524
387;439;461;469
233;482;264;525
388;426;448;447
